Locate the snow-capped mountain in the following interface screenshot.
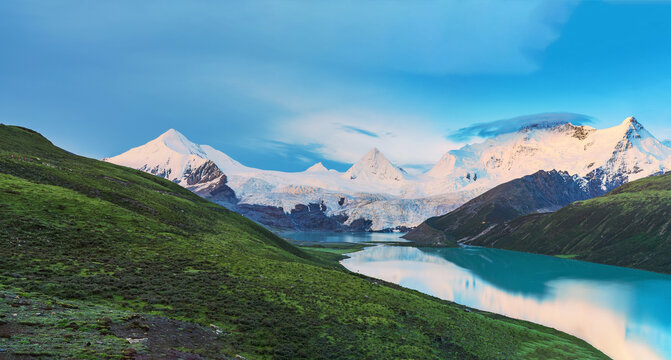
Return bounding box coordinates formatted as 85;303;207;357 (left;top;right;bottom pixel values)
104;117;671;231
421;117;671;195
344;148;407;183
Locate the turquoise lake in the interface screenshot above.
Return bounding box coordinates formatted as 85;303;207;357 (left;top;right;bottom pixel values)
284;232;671;360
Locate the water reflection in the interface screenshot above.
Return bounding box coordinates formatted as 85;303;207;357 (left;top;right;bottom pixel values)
281;231;408;243
342;245;671;360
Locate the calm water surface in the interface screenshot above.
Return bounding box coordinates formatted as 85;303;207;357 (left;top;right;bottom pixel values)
281;231;408;243
287;232;671;360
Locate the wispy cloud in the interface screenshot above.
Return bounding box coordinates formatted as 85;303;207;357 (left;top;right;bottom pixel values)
271;109;458;168
340;125;379;138
448;113;595;142
0;1;586;171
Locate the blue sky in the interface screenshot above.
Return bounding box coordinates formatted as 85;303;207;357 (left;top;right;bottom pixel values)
2;1;671;172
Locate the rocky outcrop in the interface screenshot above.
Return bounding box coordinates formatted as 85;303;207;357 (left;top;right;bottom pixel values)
404;170;610;245
184;160;238;206
236;202;373;232
183;160;224;185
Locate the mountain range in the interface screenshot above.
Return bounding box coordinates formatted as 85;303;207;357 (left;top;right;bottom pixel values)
403;170;608;245
104;117;671;231
0;124;607;358
466;171;671;274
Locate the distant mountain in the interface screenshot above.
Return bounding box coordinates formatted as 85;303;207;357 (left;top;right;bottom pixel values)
467;172;671;274
3;124;608;359
105;117;671;231
103;129;238;205
404;170;606;246
104;129;473;231
424;117;671;195
344;148;407;183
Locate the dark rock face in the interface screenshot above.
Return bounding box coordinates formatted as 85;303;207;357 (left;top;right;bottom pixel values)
180;162;376;231
184;160;223;185
141;164;172;179
135;159;378;231
468;171;671;274
185;160;237;205
236;202;373;232
404;170;609;245
236;204;293;229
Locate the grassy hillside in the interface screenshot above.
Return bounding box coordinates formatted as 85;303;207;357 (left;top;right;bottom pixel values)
471;172;671;274
404;170;599;246
0;125;607;359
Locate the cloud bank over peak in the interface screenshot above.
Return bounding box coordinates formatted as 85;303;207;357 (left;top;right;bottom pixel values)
448;112;595;142
271;110;457;171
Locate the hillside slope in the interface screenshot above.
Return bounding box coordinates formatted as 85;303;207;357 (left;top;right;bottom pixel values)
105;117;671;231
404;170;604;245
0;125;607;359
469;172;671;274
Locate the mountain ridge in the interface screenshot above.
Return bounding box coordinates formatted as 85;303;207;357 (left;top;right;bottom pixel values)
465;171;671;274
104;117;671;230
0;124;608;359
403;170;608;246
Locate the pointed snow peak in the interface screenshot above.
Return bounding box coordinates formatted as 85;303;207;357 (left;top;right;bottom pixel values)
356;147;391;167
621;116;644;131
427;153;457;178
157;128;188;144
345;147;405;182
152;128;205;157
159;128;182;137
305;162;328;172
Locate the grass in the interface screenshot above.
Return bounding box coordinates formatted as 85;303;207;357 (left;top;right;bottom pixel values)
0;124;608;359
554;254;579;259
472;172;671;274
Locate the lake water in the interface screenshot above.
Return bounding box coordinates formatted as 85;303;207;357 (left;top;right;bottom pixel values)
281;231;408;243
284;232;671;360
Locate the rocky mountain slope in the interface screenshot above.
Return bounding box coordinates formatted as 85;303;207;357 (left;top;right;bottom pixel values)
105;117;671;231
467;172;671;274
403;170;607;246
0;124;607;359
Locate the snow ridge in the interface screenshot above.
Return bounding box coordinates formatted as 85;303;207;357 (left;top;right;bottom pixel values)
104;117;671;230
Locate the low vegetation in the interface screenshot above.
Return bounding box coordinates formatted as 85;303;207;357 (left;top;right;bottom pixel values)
0;125;607;359
471;172;671;274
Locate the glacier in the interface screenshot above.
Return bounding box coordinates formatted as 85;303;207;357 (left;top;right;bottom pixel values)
104;117;671;231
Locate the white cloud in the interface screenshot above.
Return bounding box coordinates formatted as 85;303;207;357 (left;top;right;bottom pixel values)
19;0;578;76
273;109;459;168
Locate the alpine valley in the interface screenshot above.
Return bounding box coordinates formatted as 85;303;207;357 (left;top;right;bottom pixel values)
105;117;671;232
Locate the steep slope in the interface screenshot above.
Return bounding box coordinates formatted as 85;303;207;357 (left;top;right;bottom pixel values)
105;117;671;230
103;129;238;206
404;170;605;246
344;147;407;184
424;117;671;195
0;125;607;359
468;172;671;274
105;130;471;230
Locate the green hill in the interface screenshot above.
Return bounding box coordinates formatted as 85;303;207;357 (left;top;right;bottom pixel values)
0;125;607;359
470;172;671;274
403;170;600;246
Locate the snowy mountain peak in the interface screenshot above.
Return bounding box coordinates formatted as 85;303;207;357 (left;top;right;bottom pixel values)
152;129;205;157
427;153;456;178
623;116;637;125
305;162;329;173
344;148;406;183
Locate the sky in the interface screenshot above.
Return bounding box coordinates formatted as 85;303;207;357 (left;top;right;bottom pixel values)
2;0;671;172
